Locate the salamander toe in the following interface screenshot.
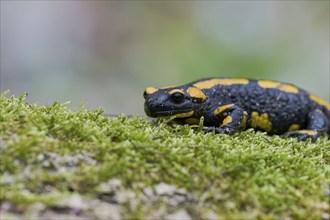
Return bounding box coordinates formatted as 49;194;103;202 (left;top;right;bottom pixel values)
282;130;320;142
205;127;226;134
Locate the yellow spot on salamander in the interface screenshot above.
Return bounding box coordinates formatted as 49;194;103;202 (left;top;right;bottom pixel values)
214;104;234;115
296;130;318;136
251;112;272;132
145;87;158;95
174;111;194;118
193;78;249;89
168;89;184;95
162;86;175;89
239;111;248;130
257;80;299;93
186;87;206;100
221;115;232;127
309;94;330;110
288;124;300;131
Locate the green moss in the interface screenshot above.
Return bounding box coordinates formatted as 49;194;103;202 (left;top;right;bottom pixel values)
1;91;329;219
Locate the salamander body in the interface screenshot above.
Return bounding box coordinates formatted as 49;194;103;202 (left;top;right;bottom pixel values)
143;78;330;141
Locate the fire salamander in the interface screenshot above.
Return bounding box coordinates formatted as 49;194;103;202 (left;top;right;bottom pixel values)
143;78;330;142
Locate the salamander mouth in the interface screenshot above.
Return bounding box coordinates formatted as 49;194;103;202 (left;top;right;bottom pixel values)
145;108;193;118
153;110;192;116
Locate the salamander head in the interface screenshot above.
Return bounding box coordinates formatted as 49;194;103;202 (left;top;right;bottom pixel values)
143;86;206;118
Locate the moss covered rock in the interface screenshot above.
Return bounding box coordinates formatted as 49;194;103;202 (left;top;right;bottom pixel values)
0;92;329;219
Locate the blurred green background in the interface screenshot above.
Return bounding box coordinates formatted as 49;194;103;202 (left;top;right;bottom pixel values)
1;1;329;115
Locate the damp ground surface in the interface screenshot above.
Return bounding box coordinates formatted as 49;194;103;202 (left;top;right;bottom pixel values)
1;92;329;219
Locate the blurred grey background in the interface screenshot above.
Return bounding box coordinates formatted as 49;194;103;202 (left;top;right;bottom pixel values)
1;1;329;115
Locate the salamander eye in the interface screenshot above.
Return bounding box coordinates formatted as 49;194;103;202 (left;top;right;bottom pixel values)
170;92;184;103
143;90;147;99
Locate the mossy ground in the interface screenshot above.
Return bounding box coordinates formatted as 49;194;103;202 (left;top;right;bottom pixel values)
0;92;329;219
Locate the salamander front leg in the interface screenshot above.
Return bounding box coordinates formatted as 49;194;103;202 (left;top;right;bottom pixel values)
205;104;247;134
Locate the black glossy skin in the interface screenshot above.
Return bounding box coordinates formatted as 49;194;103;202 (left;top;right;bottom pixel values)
144;78;330;141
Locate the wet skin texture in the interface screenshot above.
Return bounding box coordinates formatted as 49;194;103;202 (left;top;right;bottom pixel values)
143;78;330;142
